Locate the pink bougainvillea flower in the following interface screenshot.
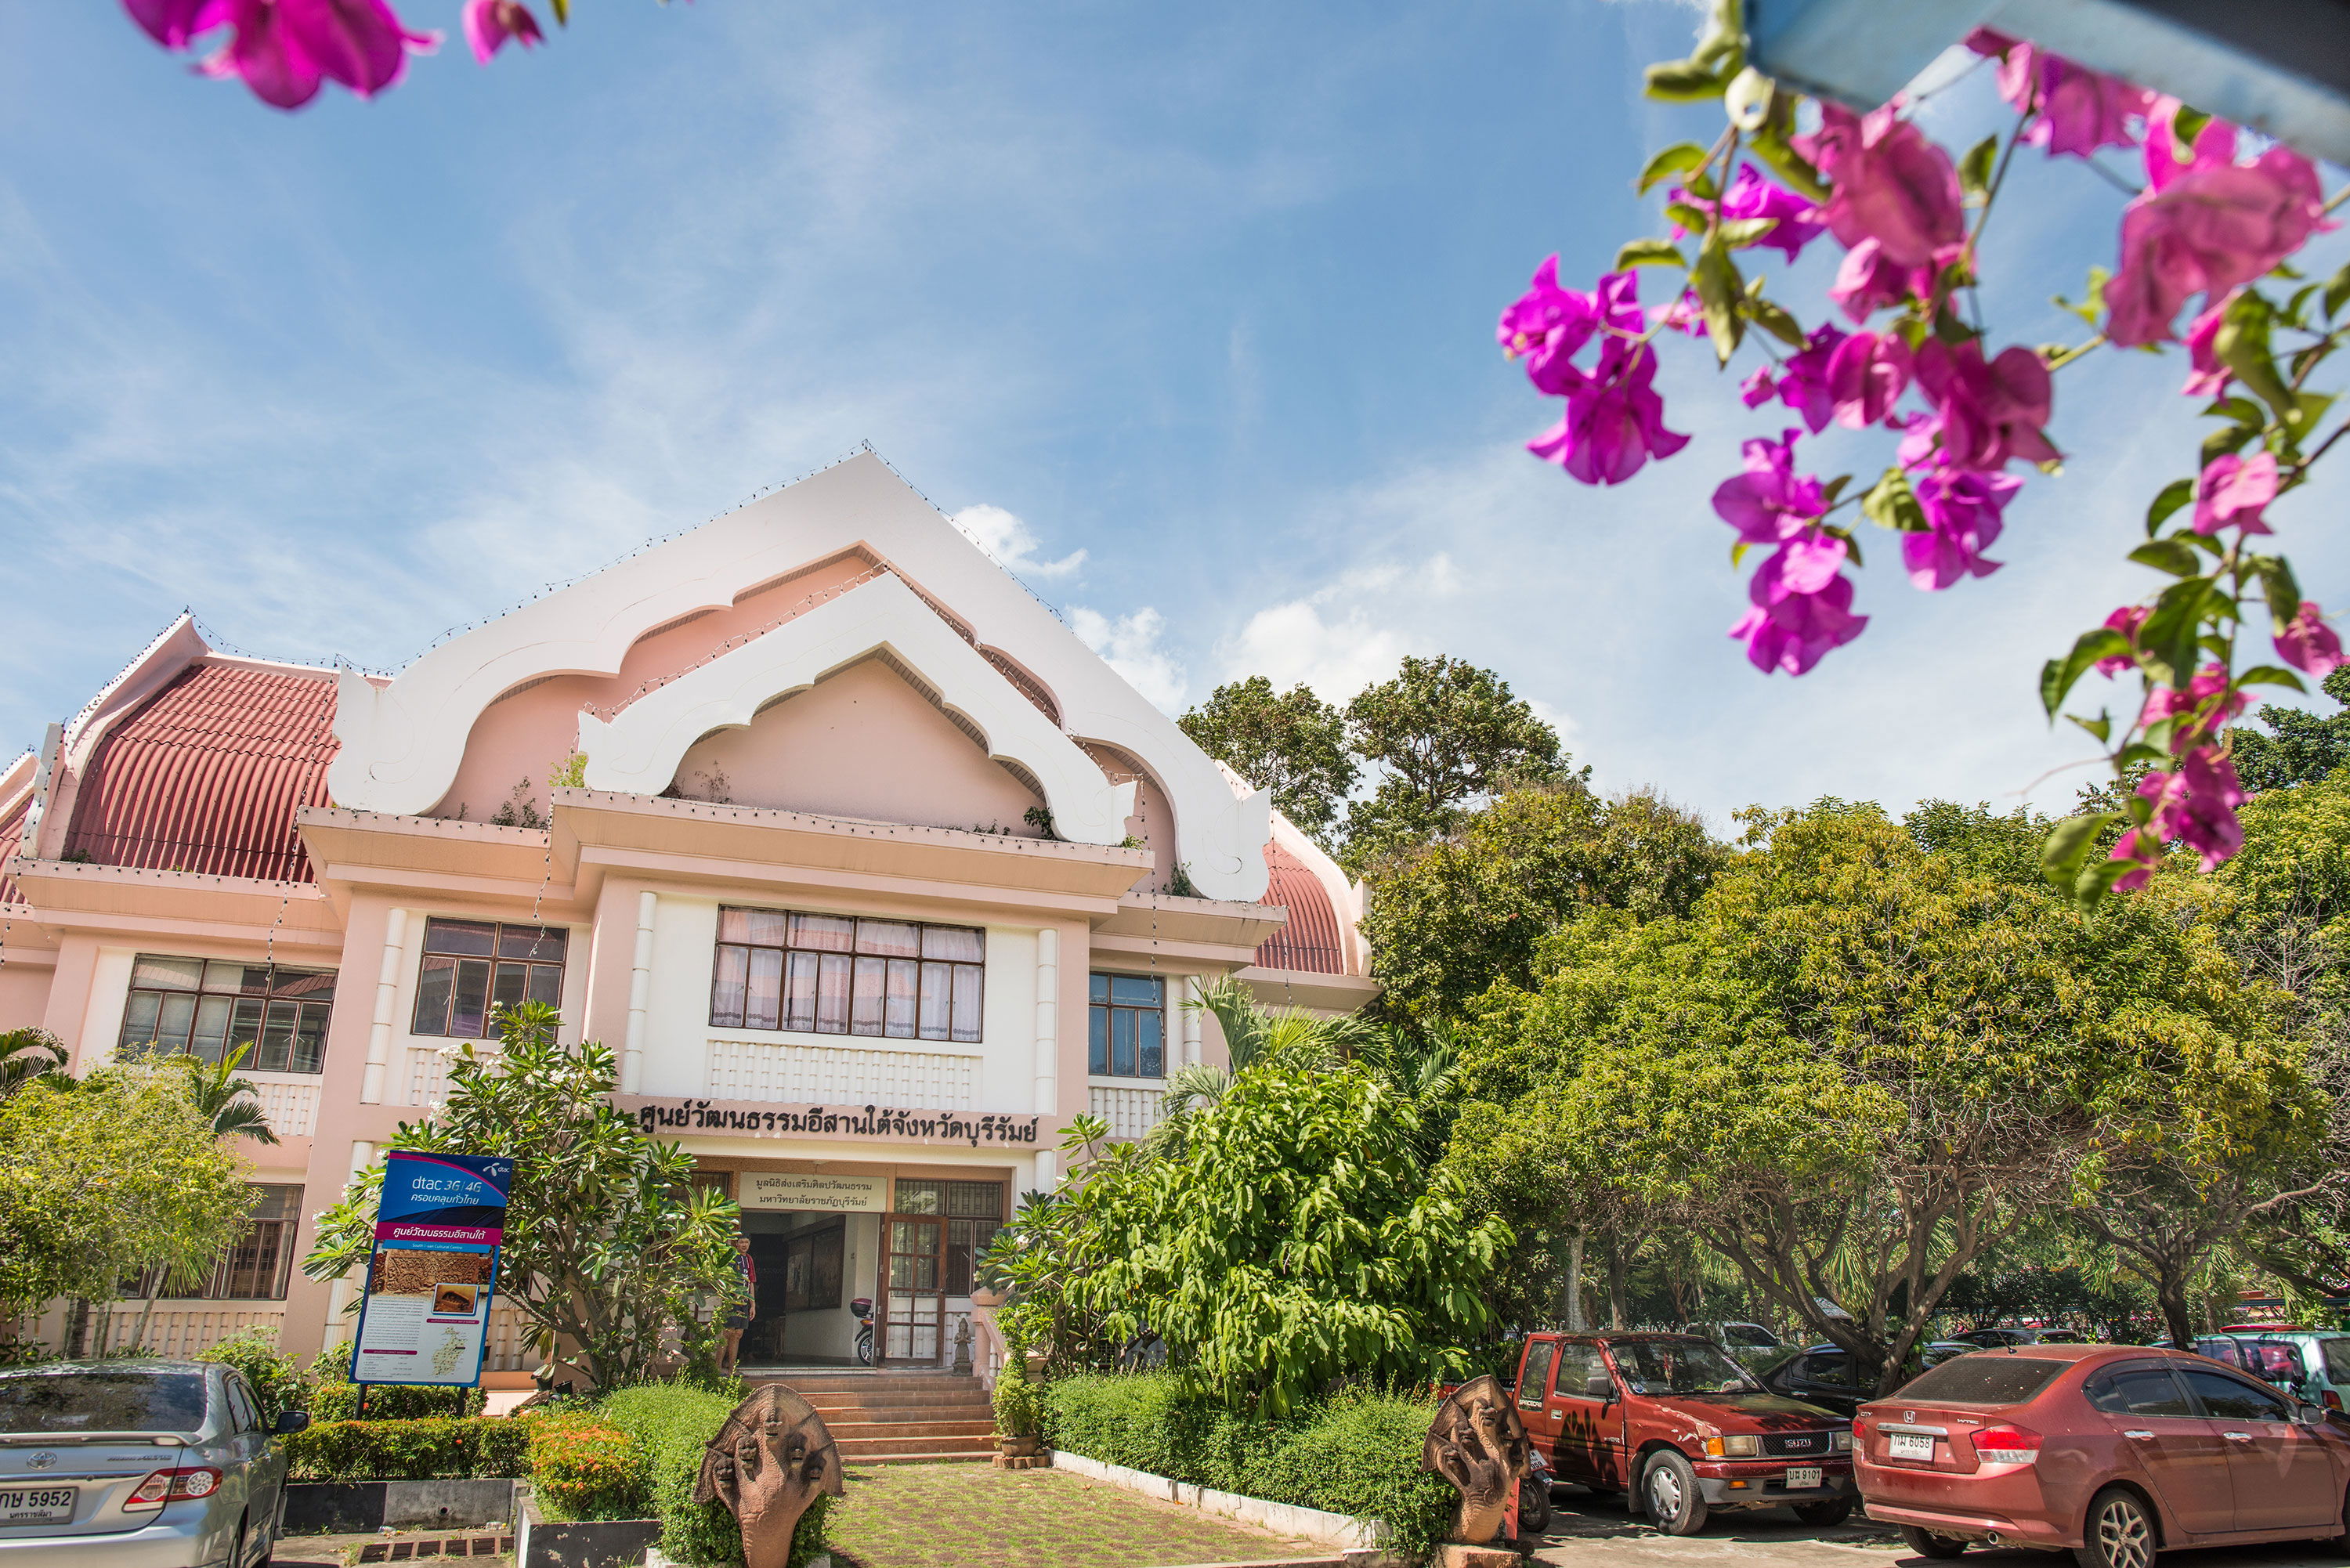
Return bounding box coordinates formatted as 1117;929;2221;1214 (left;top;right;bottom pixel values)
1498;255;1602;396
1649;288;1710;338
2275;602;2346;676
1904;467;2022;590
1729;535;1867;676
1712;430;1827;544
1825;237;1939;323
1740;367;1778;408
2136;746;2247;873
1773;324;1846;433
1668;164;1825;262
2191;449;2277;535
125;0;236;47
1528;363;1690;486
2105;102;2334;346
2106;823;2167;891
1911;338;2059;469
2095;605;2148;675
165;0;439;109
2181;295;2232;396
1793;101;1965;269
462;0;541;62
2141;663;2247;749
1968;27;2153;159
1825;330;1912;428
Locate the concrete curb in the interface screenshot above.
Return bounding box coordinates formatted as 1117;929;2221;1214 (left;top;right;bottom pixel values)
1050;1449;1391;1551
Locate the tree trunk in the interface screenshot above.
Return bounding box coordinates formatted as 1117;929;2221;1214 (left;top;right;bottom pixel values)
63;1299;91;1359
1563;1229;1586;1331
2157;1273;2194;1349
129;1289;161;1356
1604;1234;1629;1330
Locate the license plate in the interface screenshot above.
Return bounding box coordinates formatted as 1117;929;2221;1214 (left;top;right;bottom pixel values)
1889;1432;1936;1460
1784;1466;1824;1490
0;1487;74;1526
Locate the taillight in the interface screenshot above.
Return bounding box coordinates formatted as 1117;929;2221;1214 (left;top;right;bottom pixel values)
2327;1390;2343;1412
1973;1425;2041;1465
124;1466;222;1512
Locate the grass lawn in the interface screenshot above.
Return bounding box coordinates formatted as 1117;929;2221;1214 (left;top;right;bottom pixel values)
822;1461;1331;1568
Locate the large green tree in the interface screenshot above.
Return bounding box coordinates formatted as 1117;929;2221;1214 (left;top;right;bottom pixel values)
1177;677;1358;850
1340;656;1574;872
306;1003;742;1388
1453;802;2304;1393
2232;667;2350;795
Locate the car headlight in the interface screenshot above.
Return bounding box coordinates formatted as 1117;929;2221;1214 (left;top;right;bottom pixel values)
1702;1434;1760;1458
1832;1429;1853;1452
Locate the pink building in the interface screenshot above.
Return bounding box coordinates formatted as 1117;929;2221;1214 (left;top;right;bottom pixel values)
0;453;1373;1375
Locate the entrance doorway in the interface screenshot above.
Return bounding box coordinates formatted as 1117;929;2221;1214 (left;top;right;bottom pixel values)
883;1215;945;1363
739;1211;868;1367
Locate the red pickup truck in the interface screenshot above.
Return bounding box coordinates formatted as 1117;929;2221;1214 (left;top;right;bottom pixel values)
1508;1331;1857;1534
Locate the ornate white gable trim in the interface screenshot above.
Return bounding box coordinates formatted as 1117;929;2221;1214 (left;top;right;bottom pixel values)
328;453;1271;899
577;576;1137;844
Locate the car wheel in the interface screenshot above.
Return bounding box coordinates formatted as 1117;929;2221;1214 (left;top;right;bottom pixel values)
1899;1525;1971;1559
1795;1498;1853;1526
1643;1450;1708;1536
2075;1487;2157;1568
1518;1474;1553;1536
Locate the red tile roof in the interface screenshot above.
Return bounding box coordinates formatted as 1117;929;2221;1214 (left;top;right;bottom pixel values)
1255;839;1347;974
62;663;338;882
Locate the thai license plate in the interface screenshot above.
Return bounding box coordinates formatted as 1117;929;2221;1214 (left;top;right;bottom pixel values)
1889;1432;1936;1460
1784;1466;1824;1490
0;1487;74;1525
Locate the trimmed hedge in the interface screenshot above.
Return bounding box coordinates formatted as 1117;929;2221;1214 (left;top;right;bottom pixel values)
284;1417;531;1482
1042;1373;1454;1555
598;1382;829;1568
526;1414;648;1522
305;1372;485;1422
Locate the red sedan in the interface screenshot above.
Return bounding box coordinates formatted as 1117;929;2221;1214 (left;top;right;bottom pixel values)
1855;1344;2350;1568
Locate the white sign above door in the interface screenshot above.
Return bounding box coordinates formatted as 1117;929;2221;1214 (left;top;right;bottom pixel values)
738;1173;887;1212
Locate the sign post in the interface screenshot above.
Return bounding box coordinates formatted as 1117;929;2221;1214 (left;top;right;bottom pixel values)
351;1151;513;1388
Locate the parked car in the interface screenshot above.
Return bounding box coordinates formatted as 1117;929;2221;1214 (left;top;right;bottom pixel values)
1756;1342;1972;1418
0;1358;306;1567
2196;1327;2350;1412
1507;1331;1854;1535
1950;1327;2090;1348
1680;1322;1785;1353
1853;1343;2350;1568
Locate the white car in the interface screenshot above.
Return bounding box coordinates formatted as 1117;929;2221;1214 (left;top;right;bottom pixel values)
0;1360;307;1567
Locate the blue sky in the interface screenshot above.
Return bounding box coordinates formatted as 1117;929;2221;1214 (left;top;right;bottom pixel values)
2;1;2345;834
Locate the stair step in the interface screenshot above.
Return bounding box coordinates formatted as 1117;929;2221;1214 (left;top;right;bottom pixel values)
835;1434;997;1457
844;1451;995;1466
824;1419;995;1440
748;1373;982;1392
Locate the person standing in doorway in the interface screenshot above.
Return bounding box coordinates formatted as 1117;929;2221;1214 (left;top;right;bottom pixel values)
718;1232;756;1374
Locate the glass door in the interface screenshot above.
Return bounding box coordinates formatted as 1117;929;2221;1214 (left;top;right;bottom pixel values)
884;1216;946;1363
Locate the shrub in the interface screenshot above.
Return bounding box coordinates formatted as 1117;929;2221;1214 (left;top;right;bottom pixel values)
991;1365;1043;1438
1043;1372;1454;1556
284;1416;531;1482
598;1382;827;1568
304;1355;485;1422
197;1328;306;1425
526;1414;647;1521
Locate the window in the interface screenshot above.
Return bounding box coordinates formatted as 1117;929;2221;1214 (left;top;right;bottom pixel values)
120;956;335;1073
127;1185;304;1301
2181;1367;2294;1421
710;909;983;1042
1893;1353;2067;1406
1518;1342;1556;1408
2086;1365;2196;1418
412;919;567;1038
894;1180;1003;1295
1553;1342;1612;1401
1089;974;1165;1078
1798;1353;1858;1389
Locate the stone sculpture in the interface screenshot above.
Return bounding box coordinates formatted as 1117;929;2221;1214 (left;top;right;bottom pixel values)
1422;1374;1531;1548
692;1384;846;1568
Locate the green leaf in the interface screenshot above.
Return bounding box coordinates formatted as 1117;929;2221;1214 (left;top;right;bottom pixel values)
1637;143;1712;194
1747;294;1806;347
2052;266;2110;328
1723;67;1773;132
2041;628;2132;718
1716;216;1781;249
1614;237;1688;270
2137;576;2218;685
1958;135;1999;202
2041;811;2120;897
1691;240;1744;365
1645;60;1732;102
2247;554;2305;630
2202;421;2258;468
2128;540;2203;577
548;0;567;21
2070;855;2140;912
1665;201;1716;236
2172;105;2212;150
2324;260;2350;323
2214;290;2296;424
2236;664;2308;692
1860;468;1926;533
1820;474;1852;508
2066;711;2114;744
2144;478;2193;537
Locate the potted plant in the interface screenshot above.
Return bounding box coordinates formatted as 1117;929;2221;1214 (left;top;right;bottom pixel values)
991;1362;1046;1467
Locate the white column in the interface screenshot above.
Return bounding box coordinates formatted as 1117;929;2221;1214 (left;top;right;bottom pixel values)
322;1140;379;1349
624;891;657;1094
1033;927;1059;1116
1181;974;1202;1067
1034;1147;1058;1190
360;910;407;1104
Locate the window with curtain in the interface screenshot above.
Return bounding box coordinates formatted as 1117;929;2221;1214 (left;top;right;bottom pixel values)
119;956;336;1073
411;919;568;1038
1089;974;1165;1078
709;909;984;1042
126;1184;305;1300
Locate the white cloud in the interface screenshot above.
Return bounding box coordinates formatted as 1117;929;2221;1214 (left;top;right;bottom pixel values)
1068;605;1189;714
950;503;1089;581
1224;598;1413;704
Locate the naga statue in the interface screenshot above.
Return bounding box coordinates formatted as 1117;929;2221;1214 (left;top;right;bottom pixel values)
693;1384;847;1568
1423;1375;1531;1547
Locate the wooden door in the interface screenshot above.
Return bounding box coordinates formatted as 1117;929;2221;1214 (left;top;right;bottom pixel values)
883;1215;946;1364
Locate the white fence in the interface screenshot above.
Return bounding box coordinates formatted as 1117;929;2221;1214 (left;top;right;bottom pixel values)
245;1076;320;1138
96;1303;287;1360
1090;1084;1167;1141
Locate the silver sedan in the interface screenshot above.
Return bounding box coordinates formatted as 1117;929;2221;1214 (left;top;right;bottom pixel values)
0;1360;308;1567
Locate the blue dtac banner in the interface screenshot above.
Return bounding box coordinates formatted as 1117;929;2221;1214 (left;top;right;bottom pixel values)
352;1151;515;1388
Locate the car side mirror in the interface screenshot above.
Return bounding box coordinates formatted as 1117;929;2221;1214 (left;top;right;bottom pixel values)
2297;1404;2327;1426
1585;1374;1616;1400
274;1410;310;1434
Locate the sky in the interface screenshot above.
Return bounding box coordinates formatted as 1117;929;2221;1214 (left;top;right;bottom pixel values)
2;1;2345;837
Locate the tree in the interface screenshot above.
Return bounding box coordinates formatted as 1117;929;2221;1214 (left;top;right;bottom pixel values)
1465;801;2301;1393
0;1029;67;1102
305;1003;742;1389
2233;668;2350;795
1903;799;2056;888
1360;783;1723;1024
0;1060;255;1326
177;1043;280;1147
1178;678;1358;850
1340;656;1571;872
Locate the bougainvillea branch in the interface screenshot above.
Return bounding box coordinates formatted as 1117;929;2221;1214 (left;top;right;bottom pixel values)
1502;0;2348;906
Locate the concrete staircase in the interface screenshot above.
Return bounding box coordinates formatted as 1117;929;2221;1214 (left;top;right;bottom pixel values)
749;1370;996;1465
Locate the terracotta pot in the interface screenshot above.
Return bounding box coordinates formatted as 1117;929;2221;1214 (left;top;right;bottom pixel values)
996;1433;1039;1458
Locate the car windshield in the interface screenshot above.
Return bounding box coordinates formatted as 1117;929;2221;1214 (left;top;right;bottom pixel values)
1893;1353;2067;1407
0;1370;208;1434
1725;1326;1777;1348
1611;1341;1761;1395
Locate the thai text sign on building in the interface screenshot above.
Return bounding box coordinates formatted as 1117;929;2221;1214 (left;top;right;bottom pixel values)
739;1173;887;1212
350;1151;512;1388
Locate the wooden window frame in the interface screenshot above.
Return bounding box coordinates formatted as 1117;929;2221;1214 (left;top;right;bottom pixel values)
709;907;985;1043
411;919;569;1039
119;956;337;1075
